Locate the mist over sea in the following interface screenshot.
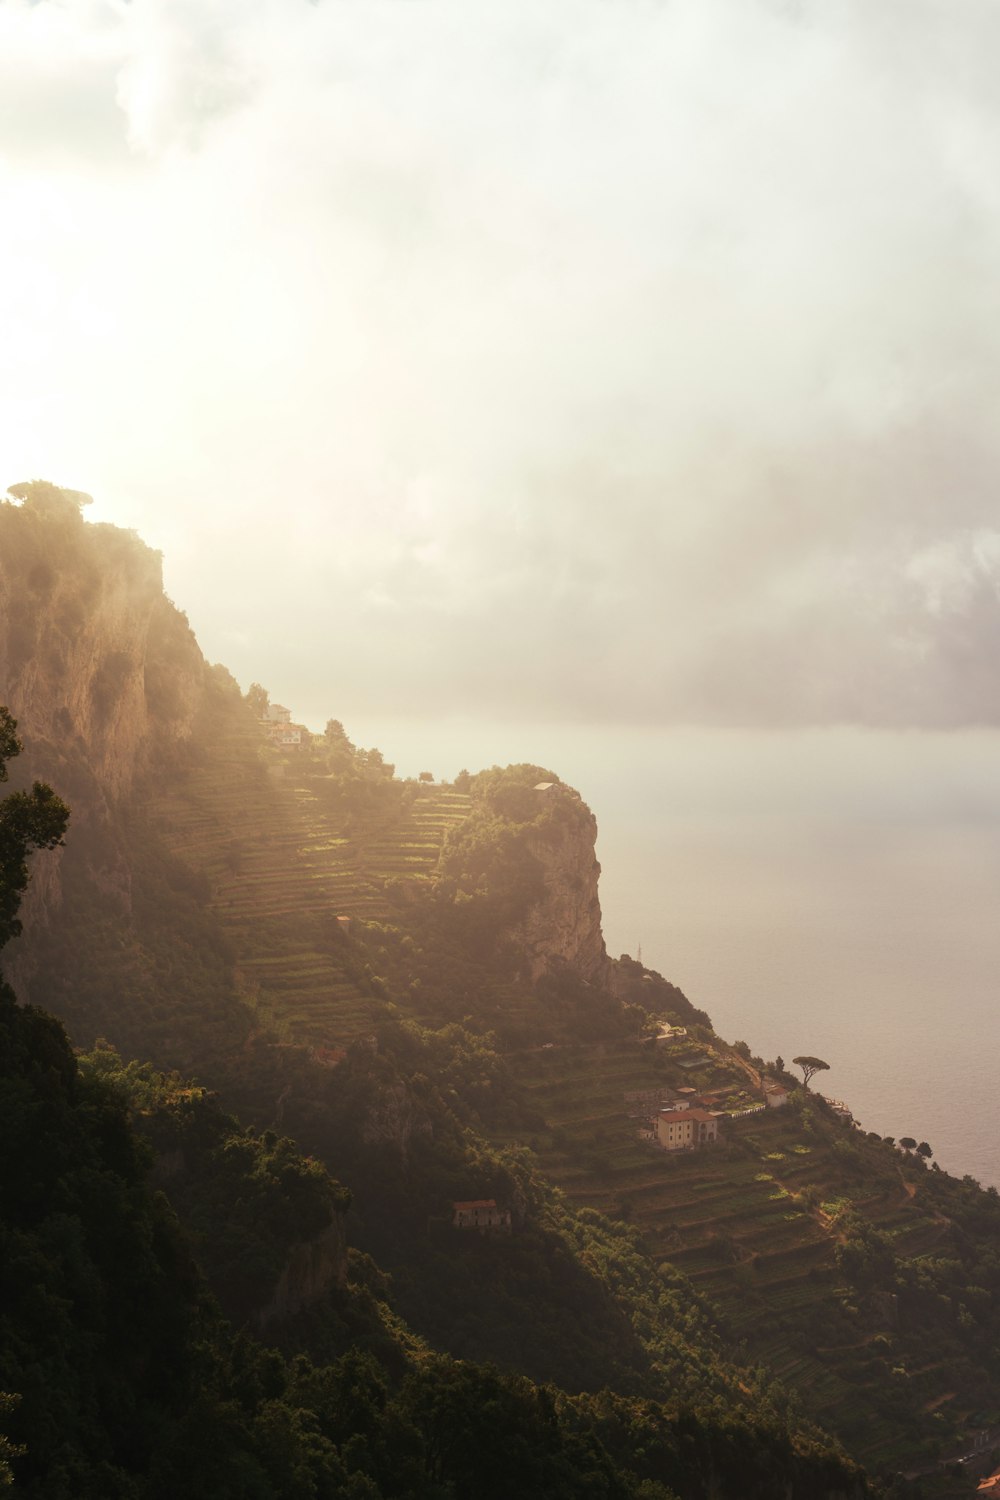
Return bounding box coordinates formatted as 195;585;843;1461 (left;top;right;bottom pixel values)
349;718;1000;1190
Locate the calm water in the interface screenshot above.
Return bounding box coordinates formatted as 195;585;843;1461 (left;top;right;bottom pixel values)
341;718;1000;1189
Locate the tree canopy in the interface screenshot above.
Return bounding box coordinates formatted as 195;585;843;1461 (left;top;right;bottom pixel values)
0;708;69;949
6;480;93;521
246;682;269;717
792;1055;830;1089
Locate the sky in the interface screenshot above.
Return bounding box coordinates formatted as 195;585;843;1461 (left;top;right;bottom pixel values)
3;0;1000;732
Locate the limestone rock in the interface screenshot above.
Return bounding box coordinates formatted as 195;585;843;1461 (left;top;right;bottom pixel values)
254;1216;348;1328
0;486;227;992
509;794;610;987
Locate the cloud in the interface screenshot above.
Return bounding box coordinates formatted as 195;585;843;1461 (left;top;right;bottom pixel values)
2;0;1000;726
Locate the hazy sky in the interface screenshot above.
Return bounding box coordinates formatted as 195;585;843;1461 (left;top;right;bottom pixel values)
3;0;1000;730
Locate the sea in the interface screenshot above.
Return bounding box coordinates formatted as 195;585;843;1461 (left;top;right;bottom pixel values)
334;717;1000;1191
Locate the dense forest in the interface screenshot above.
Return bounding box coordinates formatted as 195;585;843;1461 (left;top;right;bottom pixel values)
3;488;1000;1495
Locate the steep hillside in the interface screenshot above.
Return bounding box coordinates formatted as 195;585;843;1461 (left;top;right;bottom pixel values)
0;483;253;1070
6;489;1000;1494
0;656;872;1500
490;1038;994;1473
1;485;619;1068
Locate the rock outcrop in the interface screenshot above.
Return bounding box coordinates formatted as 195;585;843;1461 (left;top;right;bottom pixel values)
254;1216;348;1328
0;483;237;997
508;789;611;987
0;483;207;802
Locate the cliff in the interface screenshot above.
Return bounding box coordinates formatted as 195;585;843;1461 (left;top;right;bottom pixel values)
437;766;612;995
507;788;610;986
254;1216;348;1327
0;483;251;1035
0;483;208;800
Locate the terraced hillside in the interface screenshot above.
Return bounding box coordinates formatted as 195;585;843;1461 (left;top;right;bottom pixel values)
493;1036;990;1475
146;714;472;1046
144;714;998;1483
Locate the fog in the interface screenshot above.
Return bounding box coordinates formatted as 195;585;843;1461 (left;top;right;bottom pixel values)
346;715;1000;1184
4;0;1000;727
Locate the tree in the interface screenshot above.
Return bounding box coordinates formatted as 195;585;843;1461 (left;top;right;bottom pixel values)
916;1142;933;1160
792;1055;830;1089
0;708;69;949
7;479;92;520
0;1394;24;1488
246;682;269;717
324;718;351;746
418;771;435;784
899;1137;917;1153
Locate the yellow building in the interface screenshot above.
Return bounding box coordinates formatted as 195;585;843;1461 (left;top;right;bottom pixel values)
654;1107;720;1152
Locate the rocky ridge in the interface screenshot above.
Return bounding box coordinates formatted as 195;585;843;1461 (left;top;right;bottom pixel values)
508;789;610;986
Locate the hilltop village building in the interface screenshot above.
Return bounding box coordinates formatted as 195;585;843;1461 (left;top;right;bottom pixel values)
654;1108;720;1152
651;1025;687;1046
452;1199;512;1233
255;701;304;747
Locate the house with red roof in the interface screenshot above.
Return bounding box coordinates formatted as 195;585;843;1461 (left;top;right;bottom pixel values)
654;1108;720;1152
452;1199;512;1233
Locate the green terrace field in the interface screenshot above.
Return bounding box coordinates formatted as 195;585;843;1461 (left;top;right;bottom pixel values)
146;720;472;1046
493;1037;969;1471
142;723;988;1478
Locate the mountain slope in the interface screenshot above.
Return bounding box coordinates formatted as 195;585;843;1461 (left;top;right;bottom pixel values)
5;485;1000;1493
0;674;870;1499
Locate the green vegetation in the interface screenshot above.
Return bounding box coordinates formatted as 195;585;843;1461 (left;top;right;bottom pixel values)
8;501;1000;1495
0;706;872;1498
79;1043;350;1325
0;707;69;946
0;703;873;1497
0;983;871;1497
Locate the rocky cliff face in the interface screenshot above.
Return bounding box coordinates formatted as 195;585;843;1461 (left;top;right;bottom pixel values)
0;485;208;800
508;792;611;987
254;1216;348;1328
0;484;227;995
